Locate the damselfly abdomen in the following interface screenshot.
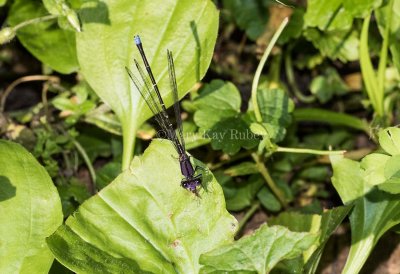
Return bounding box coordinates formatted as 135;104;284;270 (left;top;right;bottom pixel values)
126;35;203;196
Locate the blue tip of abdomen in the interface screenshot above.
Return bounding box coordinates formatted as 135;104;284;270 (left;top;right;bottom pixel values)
134;35;141;45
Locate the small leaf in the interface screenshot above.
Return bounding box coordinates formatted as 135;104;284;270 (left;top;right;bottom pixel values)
47;140;237;273
310;67;348;103
7;0;78;73
304;0;353;31
330;155;370;204
379;127;400;155
256;87;294;142
0;140;63;273
361;153;390;186
193;80;241;131
304;28;359;62
199;224;318;273
96;161;122;189
219;174;264;211
222;0;268;40
257;187;282;212
208;117;259;155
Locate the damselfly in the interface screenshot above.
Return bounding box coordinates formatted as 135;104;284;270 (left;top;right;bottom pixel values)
125;35;203;196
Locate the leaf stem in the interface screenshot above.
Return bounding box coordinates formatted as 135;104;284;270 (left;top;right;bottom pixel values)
251;153;287;208
276;146;346;156
251;17;289;122
237;201;261;234
72;140;97;194
284;50;316;103
0;75;59;112
13;15;58;32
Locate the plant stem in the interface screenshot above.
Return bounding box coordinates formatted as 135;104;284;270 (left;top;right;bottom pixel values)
13;15;58;31
251;153;287;208
276;146;346;156
284;50;316;103
251;17;289;122
121;118;137;171
73;140;97;194
237;201;261;233
0;75;59;112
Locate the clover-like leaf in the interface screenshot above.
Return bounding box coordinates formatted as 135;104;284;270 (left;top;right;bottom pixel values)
256;87;294;142
207;117;259;155
47;140;238;273
199;224;318;273
193;80;241;131
0;140;63;273
7;0;78;73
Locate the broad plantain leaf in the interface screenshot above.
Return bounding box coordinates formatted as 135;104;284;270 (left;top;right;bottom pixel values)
76;0;219;169
0;140;63;273
47;140;238;273
199;224;318;273
7;0;78;73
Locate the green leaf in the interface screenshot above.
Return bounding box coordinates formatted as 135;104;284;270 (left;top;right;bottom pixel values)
256;87;294;142
208;117;259;155
7;0;78;73
278;8;305;44
257;186;282;212
304;28;359;62
0;140;63;273
310;67;348;103
47;140;237;273
330;155;371;204
343;0;383;17
76;0;219;169
361;153;390;186
0;0;6;7
378;127;400;155
305;0;353;31
222;0;268;40
224;161;258;176
268;206;351;273
342;189;400;274
42;0;81;32
199;224;318;273
193;80;241;131
294;108;369;132
219;174;264;211
96;161;122;189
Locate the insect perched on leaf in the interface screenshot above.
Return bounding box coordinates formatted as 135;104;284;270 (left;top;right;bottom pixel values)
125;35;204;196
